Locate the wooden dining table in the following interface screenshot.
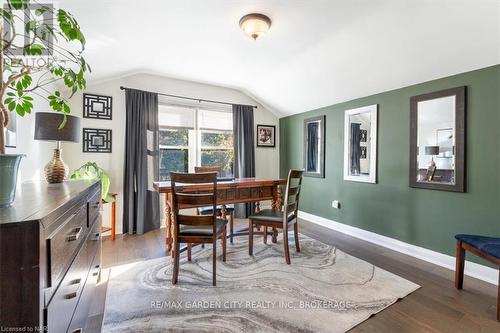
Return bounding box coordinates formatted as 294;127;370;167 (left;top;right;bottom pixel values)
154;177;287;253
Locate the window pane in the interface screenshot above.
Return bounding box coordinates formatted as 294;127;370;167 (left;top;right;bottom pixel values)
160;148;188;180
199;109;232;130
159;128;188;146
158;104;195;128
201;149;234;178
201;131;233;148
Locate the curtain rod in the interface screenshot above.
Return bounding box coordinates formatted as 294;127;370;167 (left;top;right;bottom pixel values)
119;86;257;109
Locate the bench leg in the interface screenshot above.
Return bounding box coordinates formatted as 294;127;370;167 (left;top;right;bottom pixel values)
455;240;465;290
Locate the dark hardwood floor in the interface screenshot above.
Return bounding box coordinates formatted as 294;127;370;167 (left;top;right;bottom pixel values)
90;219;500;332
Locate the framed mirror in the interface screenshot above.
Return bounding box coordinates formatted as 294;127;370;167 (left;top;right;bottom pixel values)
303;115;325;178
410;86;465;192
343;105;378;183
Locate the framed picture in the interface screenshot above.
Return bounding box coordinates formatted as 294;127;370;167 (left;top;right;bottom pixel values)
257;124;276;147
83;93;113;120
343;104;378;183
82;128;112;153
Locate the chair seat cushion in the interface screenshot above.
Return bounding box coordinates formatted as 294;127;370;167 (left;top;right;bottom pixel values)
249;209;295;223
179;218;227;236
455;234;500;259
199;205;234;215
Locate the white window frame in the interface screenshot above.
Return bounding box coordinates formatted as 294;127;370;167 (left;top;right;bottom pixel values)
158;103;234;175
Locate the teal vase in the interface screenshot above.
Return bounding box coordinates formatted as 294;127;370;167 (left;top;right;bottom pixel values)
0;154;24;207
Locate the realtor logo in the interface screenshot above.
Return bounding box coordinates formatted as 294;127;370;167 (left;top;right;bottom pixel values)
2;3;53;56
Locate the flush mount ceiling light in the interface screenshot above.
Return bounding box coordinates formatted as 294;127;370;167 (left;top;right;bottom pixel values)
239;13;271;40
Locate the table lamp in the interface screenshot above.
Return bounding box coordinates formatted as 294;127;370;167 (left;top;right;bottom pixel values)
34;112;80;183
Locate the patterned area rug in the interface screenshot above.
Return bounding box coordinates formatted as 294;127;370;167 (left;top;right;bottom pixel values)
102;235;419;333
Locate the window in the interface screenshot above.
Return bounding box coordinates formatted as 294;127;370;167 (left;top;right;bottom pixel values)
158;104;234;180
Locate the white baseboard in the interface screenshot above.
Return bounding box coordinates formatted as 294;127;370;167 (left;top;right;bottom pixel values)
298;210;498;286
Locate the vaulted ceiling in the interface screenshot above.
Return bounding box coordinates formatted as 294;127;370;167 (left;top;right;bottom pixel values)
60;0;500;116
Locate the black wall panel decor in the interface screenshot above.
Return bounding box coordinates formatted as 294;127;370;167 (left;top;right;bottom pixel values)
83;93;112;119
83;128;112;153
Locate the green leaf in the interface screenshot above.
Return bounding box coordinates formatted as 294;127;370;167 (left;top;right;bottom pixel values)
35;7;47;16
0;8;13;21
8;0;29;10
15;103;24;116
57;9;85;46
24;43;45;56
69;162;112;201
58;115;67;129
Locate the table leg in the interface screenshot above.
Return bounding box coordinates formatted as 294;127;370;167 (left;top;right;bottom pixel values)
111;200;116;241
165;198;173;253
221;204;227;219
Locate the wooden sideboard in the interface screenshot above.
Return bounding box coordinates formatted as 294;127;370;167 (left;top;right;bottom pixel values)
0;180;102;333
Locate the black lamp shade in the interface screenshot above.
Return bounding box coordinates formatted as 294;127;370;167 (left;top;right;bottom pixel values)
425;145;440;156
34;112;80;142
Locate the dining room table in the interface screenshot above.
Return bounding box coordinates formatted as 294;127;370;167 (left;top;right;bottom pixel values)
154;177;287;253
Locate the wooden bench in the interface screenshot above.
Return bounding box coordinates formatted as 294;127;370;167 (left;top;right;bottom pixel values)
455;234;500;321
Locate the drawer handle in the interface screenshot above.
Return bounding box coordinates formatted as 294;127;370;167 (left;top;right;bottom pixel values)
67;227;83;242
65;291;78;299
69;278;81;285
71;329;82;333
93;264;101;276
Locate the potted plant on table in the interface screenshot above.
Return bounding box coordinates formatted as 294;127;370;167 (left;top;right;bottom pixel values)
0;0;89;207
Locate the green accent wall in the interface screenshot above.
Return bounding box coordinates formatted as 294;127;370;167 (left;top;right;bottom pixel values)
280;65;500;265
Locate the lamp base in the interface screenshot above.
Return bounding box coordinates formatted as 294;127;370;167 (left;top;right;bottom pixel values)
44;148;69;183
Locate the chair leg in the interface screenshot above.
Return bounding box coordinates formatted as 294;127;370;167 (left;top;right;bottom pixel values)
230;211;234;244
294;222;300;252
455;240;465;290
221;225;227;262
187;243;192;262
249;219;254;256
283;226;291;264
263;226;268;244
212;239;217;286
172;242;180;284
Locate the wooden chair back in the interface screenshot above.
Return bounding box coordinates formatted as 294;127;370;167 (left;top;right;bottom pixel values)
170;172;218;235
195;166;221;176
282;169;304;224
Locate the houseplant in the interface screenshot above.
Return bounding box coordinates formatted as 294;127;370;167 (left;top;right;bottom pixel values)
0;0;89;206
70;162;114;202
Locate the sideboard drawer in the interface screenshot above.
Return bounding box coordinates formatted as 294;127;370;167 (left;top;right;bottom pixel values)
87;190;101;228
67;252;100;333
47;203;87;288
45;241;89;333
87;216;102;268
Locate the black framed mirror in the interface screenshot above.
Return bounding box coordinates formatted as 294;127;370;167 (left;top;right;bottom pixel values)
410;86;466;192
303;115;325;178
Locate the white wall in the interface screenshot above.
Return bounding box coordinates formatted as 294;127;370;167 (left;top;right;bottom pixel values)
60;73;280;234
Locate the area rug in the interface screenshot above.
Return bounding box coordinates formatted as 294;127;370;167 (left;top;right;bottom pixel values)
102;235;420;333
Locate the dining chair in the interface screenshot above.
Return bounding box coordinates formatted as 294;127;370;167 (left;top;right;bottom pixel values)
248;169;304;264
195;166;235;243
170;172;227;286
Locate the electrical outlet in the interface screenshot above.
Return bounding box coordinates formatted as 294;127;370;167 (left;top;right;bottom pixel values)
331;200;340;209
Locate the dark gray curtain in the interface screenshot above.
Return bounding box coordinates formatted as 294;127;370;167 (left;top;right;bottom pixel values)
233;104;255;218
123;89;160;235
350;122;361;175
307;122;318;171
